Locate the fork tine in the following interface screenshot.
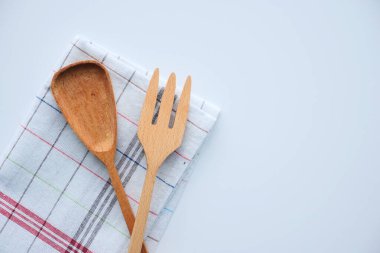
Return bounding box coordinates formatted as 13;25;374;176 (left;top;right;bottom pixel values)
157;73;176;126
139;68;159;127
173;76;191;137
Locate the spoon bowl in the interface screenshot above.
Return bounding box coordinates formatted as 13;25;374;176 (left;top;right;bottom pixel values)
52;61;116;157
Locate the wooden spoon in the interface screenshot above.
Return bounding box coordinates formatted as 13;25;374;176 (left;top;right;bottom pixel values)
51;60;148;253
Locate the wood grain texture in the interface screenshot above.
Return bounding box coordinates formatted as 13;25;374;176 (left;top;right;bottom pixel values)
128;69;191;253
51;60;148;253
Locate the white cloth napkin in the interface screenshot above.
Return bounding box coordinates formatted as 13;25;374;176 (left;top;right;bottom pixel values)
0;37;219;253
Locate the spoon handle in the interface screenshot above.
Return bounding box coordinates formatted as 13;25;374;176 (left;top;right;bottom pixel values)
107;164;149;253
128;169;157;253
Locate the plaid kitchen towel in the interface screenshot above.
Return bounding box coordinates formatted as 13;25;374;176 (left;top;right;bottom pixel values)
0;37;219;253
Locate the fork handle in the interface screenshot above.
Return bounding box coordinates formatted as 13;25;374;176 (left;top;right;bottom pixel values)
107;164;149;253
128;170;157;253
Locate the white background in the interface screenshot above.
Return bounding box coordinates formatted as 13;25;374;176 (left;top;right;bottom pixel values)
1;1;380;252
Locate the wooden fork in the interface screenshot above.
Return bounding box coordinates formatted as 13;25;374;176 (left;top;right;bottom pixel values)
128;69;191;253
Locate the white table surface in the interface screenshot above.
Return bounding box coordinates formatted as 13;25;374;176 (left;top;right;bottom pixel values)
1;1;380;252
